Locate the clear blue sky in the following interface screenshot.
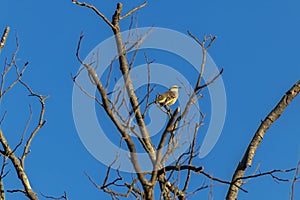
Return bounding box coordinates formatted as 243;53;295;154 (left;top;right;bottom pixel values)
1;0;300;199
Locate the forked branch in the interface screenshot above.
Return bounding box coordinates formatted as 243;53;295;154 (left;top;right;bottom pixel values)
226;80;300;200
71;0;115;30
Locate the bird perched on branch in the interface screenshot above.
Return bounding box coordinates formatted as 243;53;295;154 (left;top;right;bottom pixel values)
156;85;180;106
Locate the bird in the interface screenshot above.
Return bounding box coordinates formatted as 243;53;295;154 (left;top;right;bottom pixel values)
155;85;180;106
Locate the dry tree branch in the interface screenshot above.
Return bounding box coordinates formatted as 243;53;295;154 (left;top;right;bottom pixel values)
75;34;149;189
0;157;9;179
159;165;203;174
133;85;156;117
12;105;33;154
0;30;42;200
0;37;28;100
0;112;7;126
187;166;296;197
290;161;300;200
40;192;68;200
0;157;8;200
73;3;220;200
85;172;140;198
124;179;143;198
19;80;47;168
0;27;10;51
6;189;25;194
159;175;186;200
150;108;180;185
197;68;224;91
126;26;153;70
153;36;220;196
0;79;45;200
242;162;261;185
151;33;222;199
111;5;158;183
186;180;209;198
175;32;222;128
120;2;147;20
73;2;157;199
200;171;247;193
238;168;296;182
105;57;118;89
71;73;103;106
226;80;300;200
0;178;4;200
100;143;122;191
71;0;115;30
1;61;28;98
187;31;217;91
182;123;202;192
0;129;38;200
142;53;155;117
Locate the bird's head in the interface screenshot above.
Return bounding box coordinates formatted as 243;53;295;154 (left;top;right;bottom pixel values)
169;85;180;92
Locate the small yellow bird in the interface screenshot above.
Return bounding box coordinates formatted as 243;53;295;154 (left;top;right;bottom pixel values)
156;85;180;106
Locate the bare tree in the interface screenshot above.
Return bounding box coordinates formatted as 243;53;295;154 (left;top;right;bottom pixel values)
71;1;300;200
71;1;222;199
0;27;56;200
0;1;299;200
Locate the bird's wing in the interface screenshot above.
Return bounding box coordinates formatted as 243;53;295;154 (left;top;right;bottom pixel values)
168;91;177;98
156;94;165;102
156;91;177;105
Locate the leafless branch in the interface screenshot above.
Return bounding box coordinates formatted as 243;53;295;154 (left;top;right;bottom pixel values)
120;2;147;20
111;3;157;169
101;144;122;190
160;165;203;174
226;79;300;200
75;34;150;190
71;73;103;106
186;181;209;198
0;35;45;200
0;37;28;100
200;170;248;193
85;171;139;199
105;57;117;89
233;167;296;184
12;105;33;154
72;3;226;200
187;31;217;90
19;80;47;168
196;68;224;91
183;123;202;192
141;53;155;117
0;156;8;200
150;108;180;185
6;189;25;194
0;129;38;200
0;111;7;126
71;0;115;30
40;191;68;200
290;161;300;200
0;27;10;51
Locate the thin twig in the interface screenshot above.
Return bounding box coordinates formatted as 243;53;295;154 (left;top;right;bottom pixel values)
120;2;147;20
290;161;300;200
12;104;33;153
72;0;115;30
40;191;68;200
19;79;48;168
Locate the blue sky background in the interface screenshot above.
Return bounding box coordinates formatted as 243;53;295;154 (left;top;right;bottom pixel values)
1;0;300;199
